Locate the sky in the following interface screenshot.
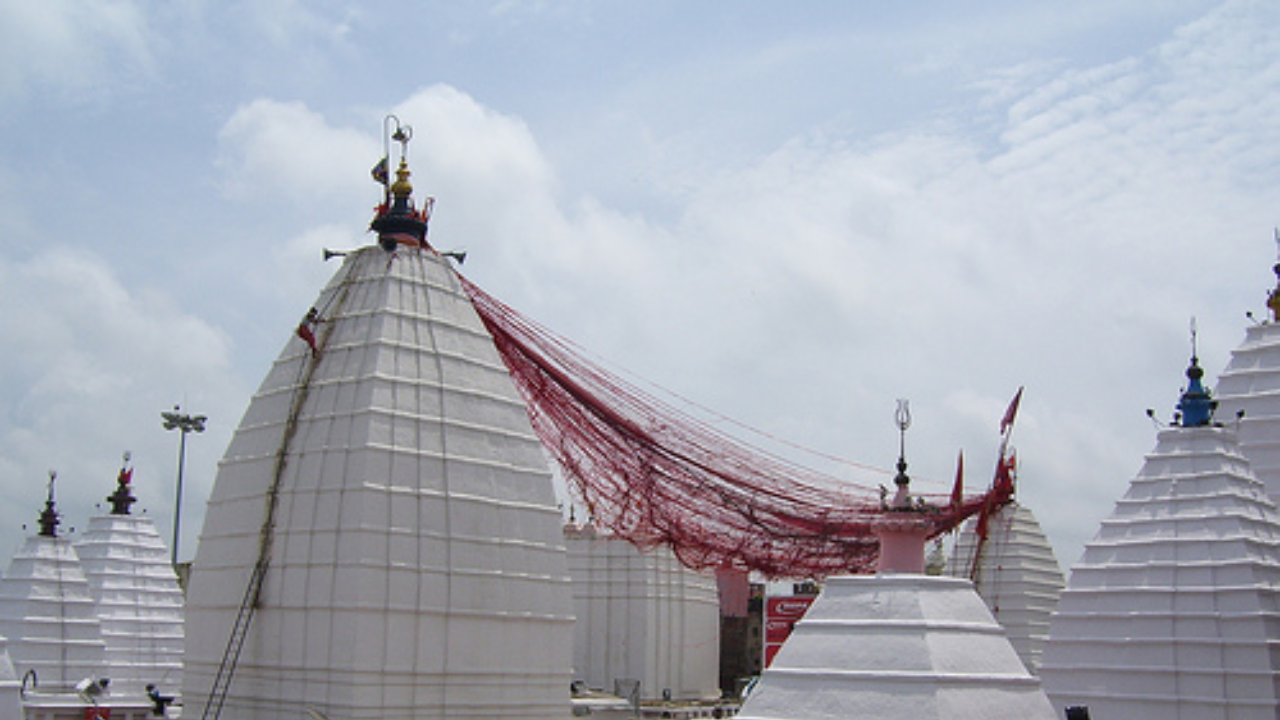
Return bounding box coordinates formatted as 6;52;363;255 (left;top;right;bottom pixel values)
2;0;1279;572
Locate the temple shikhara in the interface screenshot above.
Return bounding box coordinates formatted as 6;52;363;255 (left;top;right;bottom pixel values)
4;116;1280;720
0;461;183;719
1040;348;1280;717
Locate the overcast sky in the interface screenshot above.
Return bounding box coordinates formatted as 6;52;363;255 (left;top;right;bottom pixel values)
2;0;1278;572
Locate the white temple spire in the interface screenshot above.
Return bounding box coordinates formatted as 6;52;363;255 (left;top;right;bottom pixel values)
183;126;572;719
1040;342;1280;718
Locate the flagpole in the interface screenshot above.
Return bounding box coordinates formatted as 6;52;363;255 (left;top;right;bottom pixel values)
382;114;393;206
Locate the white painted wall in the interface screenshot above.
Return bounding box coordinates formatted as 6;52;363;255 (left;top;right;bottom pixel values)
566;526;721;701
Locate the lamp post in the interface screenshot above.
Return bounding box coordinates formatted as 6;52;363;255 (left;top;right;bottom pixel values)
162;405;206;565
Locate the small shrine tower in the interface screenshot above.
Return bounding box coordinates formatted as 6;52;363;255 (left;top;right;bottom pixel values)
736;403;1057;720
1040;350;1280;718
1216;252;1280;502
74;455;185;700
0;474;107;692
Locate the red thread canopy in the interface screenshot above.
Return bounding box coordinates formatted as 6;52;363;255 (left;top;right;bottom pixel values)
460;275;1013;578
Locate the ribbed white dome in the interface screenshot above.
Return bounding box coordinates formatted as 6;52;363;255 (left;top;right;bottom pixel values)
948;502;1064;675
183;247;573;720
1216;321;1280;502
0;534;106;689
76;511;184;697
1040;424;1280;719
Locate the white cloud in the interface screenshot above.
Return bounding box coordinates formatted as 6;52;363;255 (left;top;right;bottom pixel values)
0;248;244;560
217;99;380;208
0;0;152;101
188;0;1280;570
4;1;1275;576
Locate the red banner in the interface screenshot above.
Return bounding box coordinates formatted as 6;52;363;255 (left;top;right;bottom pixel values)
763;595;816;667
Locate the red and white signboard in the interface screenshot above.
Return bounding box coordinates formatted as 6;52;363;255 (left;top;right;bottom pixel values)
763;595;816;667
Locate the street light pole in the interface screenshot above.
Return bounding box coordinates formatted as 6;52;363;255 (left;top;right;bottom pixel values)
162;405;206;565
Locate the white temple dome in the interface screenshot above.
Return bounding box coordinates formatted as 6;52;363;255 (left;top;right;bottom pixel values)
1215;321;1280;502
183;244;574;720
0;484;107;692
1041;355;1280;718
947;501;1064;675
75;473;185;699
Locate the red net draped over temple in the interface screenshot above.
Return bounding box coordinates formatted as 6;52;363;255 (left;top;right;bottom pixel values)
460;275;1013;578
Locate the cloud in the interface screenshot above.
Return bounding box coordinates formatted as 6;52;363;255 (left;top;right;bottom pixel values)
216;99;380;208
467;1;1280;565
0;0;152;102
0;248;244;560
62;0;1277;574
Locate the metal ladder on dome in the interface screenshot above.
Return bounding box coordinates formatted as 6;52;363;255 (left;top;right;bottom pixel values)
200;561;269;720
199;274;356;720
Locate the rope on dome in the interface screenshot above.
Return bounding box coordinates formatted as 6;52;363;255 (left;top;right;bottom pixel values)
200;257;360;720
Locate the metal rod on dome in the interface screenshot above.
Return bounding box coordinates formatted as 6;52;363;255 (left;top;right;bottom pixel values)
895;399;911;460
382;114;398;206
162;405;206;565
1190;316;1198;359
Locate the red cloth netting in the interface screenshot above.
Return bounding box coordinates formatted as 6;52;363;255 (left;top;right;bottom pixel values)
459;274;1012;578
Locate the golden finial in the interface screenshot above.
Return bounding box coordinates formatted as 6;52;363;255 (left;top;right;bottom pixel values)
390;158;413;198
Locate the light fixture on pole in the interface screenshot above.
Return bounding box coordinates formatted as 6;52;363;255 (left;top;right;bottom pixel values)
162;405;206;565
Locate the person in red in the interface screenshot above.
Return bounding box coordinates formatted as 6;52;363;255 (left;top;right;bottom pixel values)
296;307;321;358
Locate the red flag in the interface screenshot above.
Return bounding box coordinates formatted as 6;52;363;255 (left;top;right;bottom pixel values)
978;454;1017;542
995;452;1016;496
1000;387;1024;434
118;467;133;485
950;450;964;511
975;502;991;540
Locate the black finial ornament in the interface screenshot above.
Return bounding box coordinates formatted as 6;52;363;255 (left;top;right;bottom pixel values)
39;471;60;538
107;451;136;516
370;115;433;252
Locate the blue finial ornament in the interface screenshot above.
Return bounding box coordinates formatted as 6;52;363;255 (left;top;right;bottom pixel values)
1177;319;1216;427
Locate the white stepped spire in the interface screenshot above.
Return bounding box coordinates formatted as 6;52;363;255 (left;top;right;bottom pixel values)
1216;259;1280;503
0;475;107;690
948;501;1064;675
1041;353;1280;718
75;458;184;699
182;243;573;720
